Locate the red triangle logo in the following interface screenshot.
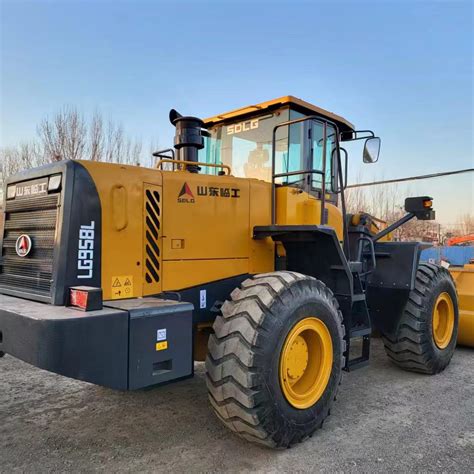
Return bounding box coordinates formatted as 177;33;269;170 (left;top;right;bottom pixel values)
178;182;194;199
16;234;32;257
19;236;28;250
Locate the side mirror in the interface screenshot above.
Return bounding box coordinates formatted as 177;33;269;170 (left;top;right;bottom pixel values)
363;137;381;163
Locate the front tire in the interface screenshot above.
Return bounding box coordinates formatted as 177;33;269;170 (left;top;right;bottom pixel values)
205;271;345;448
382;263;458;374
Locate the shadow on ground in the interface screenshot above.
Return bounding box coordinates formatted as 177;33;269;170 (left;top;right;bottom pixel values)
1;339;472;472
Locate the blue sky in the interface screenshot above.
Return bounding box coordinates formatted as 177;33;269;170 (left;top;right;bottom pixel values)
1;0;473;224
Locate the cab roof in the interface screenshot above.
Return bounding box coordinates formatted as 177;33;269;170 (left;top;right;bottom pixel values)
203;95;355;133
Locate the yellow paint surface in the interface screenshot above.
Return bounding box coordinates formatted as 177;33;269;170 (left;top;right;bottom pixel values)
276;187;344;241
450;264;474;347
162;259;249;290
79;161;163;300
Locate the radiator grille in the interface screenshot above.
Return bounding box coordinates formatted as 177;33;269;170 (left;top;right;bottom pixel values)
0;193;60;298
144;188;161;284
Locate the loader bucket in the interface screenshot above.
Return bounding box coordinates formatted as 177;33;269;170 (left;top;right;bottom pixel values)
449;264;474;347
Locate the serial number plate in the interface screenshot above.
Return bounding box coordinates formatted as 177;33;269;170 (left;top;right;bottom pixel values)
15;178;49;198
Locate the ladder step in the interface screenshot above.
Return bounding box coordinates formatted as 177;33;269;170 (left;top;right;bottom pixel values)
344;332;371;371
346;357;370;371
349;261;363;273
330;265;347;271
350;327;371;338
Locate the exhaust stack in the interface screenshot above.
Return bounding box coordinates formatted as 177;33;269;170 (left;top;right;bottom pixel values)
169;109;205;172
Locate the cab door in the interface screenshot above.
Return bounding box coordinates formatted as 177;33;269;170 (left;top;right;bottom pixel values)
308;120;337;199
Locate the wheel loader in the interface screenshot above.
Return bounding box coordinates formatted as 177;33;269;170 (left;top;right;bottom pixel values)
0;96;465;448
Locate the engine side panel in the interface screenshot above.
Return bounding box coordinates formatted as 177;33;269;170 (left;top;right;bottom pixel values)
161;172;274;290
79;161;274;299
79;160;163;300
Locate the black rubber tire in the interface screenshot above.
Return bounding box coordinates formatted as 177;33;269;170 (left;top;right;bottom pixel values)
382;263;458;374
205;271;345;448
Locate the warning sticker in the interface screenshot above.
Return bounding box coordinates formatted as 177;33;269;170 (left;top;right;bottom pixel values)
200;289;206;309
110;275;134;299
156;341;168;351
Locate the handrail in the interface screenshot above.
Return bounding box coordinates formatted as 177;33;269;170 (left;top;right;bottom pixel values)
152;148;175;159
357;236;376;276
156;158;232;175
273;168;324;179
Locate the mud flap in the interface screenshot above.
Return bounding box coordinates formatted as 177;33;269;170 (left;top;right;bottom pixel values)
366;241;427;338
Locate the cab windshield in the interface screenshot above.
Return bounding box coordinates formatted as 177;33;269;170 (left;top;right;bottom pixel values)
199;107;336;191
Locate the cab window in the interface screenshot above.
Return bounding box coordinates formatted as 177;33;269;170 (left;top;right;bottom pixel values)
199;110;289;181
311;122;335;190
276;109;306;186
198;108;336;193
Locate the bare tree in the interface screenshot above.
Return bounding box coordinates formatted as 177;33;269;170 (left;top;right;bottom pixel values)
1;141;43;178
38;106;87;161
89;110;105;162
345;180;405;221
123;137;142;166
1;107;147;197
457;213;474;235
345;173;369;215
343;179;444;242
36;106;145;165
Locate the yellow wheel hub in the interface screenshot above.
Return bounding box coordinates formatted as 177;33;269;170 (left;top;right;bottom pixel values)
280;317;333;409
432;292;455;349
286;335;309;380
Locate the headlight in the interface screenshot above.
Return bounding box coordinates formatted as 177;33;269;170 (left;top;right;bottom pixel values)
48;174;62;191
6;185;16;199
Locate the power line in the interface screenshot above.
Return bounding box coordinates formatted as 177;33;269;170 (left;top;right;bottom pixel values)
346;168;474;189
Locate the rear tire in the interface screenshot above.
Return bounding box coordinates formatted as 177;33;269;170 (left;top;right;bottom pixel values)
205;271;345;448
382;263;458;374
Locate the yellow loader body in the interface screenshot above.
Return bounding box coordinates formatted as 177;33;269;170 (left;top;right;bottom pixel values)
450;264;474;347
78;160;344;301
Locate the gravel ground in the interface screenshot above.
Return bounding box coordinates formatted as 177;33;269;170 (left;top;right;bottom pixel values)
0;339;472;473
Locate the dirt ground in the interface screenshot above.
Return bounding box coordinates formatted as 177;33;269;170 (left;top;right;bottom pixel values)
0;339;472;473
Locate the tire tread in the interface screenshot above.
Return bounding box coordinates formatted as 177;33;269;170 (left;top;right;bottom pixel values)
382;263;457;374
205;271;344;448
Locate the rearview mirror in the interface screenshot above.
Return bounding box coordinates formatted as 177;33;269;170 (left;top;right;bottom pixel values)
363;137;381;163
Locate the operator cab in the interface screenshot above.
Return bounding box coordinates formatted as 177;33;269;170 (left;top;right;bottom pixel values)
200;96;356;201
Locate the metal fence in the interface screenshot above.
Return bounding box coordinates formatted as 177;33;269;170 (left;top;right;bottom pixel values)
421;246;474;266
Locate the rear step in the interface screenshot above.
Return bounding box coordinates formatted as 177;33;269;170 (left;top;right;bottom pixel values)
344;294;371;371
345;328;371;371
